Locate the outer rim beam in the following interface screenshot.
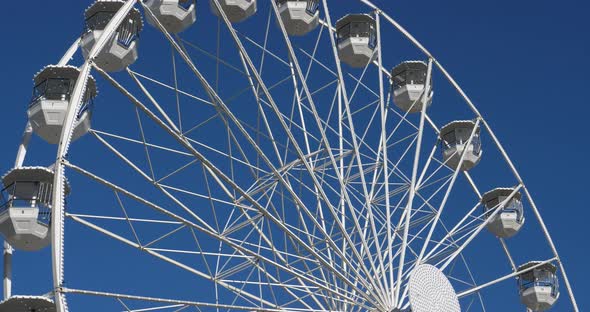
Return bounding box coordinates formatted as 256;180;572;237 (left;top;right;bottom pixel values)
61;288;340;312
50;1;140;311
5;35;80;300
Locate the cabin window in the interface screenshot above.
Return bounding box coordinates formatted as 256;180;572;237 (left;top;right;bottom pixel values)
337;19;376;48
31;78;72;103
393;67;428;89
85;11;116;31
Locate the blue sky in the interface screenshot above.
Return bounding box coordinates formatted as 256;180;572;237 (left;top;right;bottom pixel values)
0;0;588;311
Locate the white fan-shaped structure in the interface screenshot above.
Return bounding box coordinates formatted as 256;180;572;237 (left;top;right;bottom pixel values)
409;264;461;312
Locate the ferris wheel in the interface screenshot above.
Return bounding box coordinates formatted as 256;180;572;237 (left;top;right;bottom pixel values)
0;0;580;311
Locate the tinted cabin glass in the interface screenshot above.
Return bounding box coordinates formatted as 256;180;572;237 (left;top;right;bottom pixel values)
78;94;95;117
511;199;524;222
338;23;351;39
12;182;41;201
277;0;319;13
86;11;116;31
407;68;426;85
472;133;482;155
85;11;140;47
338;20;375;41
393;67;427;89
486;198;500;209
392;74;406;89
486;195;523;221
532;269;559;295
452;127;479;145
455;128;469;143
117;17;141;47
351;22;370;37
32;78;72;102
519;273;534;289
484;197;499;217
32;76;95;107
32;81;47;101
535;270;551;283
442;131;456;145
1;181;54;223
45;79;72;100
0;181;47;209
0;186;9;210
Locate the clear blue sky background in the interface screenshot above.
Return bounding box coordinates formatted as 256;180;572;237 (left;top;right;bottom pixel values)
0;0;588;310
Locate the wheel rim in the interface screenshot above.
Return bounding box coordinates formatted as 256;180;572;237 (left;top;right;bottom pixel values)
2;1;576;311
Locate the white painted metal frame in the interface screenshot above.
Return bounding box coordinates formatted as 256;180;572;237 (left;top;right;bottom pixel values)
14;0;575;311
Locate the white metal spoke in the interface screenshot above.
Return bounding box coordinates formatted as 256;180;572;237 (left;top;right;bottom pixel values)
0;2;573;312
